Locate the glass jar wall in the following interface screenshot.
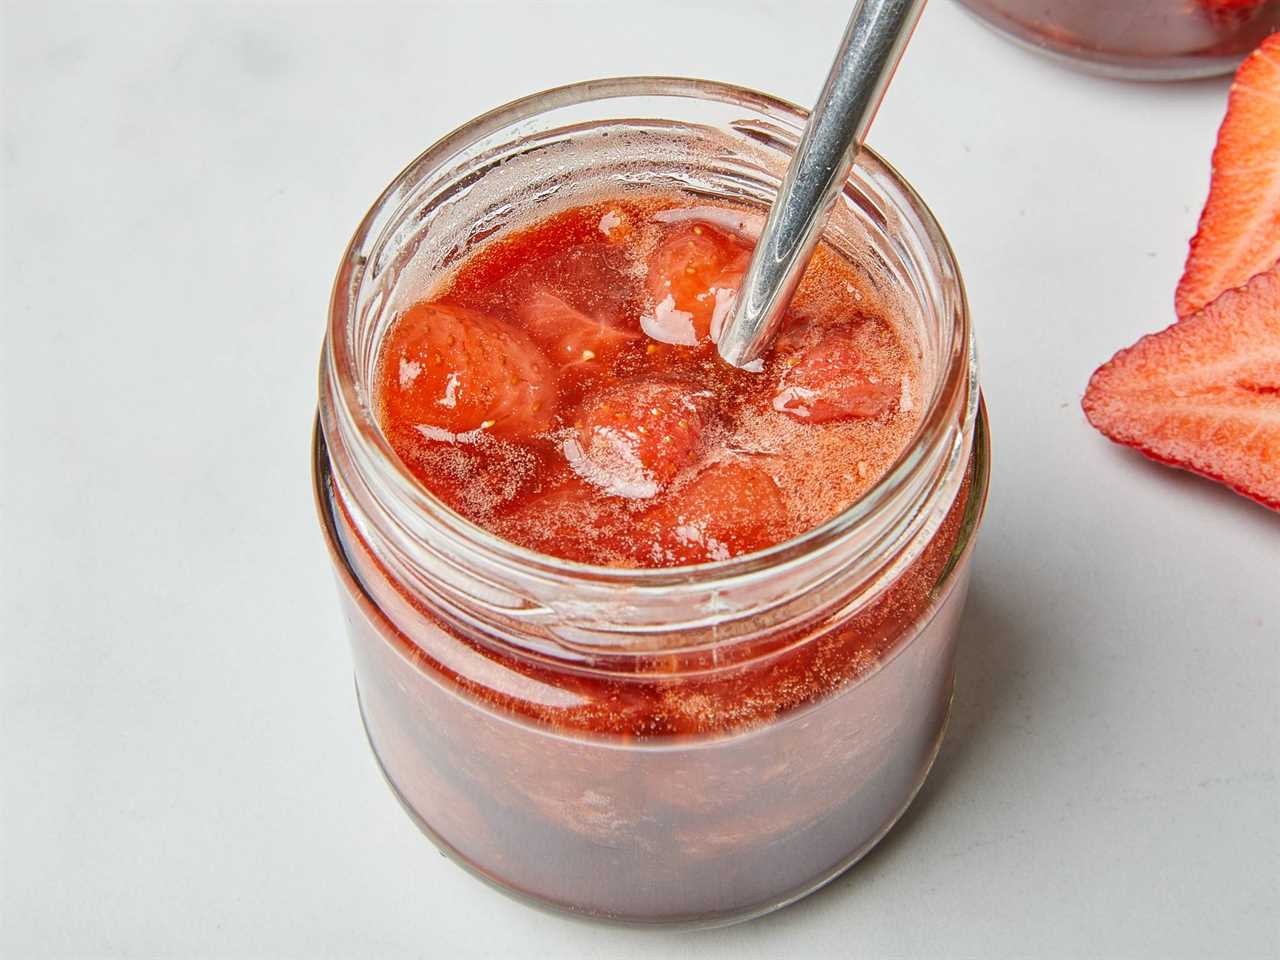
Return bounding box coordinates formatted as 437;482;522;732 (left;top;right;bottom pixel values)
314;78;989;926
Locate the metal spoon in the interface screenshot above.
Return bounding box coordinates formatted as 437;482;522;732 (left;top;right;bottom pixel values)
716;0;928;368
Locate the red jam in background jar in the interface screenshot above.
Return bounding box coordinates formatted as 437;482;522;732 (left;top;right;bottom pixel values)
374;198;924;568
956;0;1280;79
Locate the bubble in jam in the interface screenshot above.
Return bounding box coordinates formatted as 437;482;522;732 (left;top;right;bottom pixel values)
376;196;923;567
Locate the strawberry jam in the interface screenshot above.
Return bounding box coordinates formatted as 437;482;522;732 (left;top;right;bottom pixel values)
957;0;1280;78
375;198;923;567
317;80;987;926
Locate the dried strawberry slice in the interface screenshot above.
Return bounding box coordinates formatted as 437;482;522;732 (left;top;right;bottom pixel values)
1084;263;1280;511
1177;35;1280;319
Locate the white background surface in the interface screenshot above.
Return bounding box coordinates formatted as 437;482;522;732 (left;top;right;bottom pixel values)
2;1;1278;957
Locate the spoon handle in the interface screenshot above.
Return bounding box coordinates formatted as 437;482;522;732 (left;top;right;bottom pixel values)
717;0;927;368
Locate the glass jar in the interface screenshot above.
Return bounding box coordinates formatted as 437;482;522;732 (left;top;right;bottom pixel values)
314;77;989;927
955;0;1280;78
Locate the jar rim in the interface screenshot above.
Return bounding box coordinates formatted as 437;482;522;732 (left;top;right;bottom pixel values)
322;75;977;590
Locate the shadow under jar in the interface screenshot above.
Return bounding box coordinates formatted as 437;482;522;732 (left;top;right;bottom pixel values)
955;0;1280;78
315;77;989;927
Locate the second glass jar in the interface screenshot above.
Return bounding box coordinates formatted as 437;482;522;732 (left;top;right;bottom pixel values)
956;0;1280;78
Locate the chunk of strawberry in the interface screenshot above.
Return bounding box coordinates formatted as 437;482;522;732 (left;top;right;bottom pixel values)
496;473;636;566
640;461;788;565
380;302;555;441
397;434;547;518
1084;262;1280;511
1176;35;1280;319
519;286;638;366
644;222;751;345
772;327;899;423
565;379;711;499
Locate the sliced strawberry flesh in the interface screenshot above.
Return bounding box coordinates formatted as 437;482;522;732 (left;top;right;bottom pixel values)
1176;35;1280;320
566;379;711;499
379;302;556;441
1084;263;1280;511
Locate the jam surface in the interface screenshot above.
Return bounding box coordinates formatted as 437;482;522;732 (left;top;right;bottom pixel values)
376;197;924;566
335;195;982;921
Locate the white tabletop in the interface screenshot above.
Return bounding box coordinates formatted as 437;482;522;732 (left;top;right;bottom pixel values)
2;2;1277;957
